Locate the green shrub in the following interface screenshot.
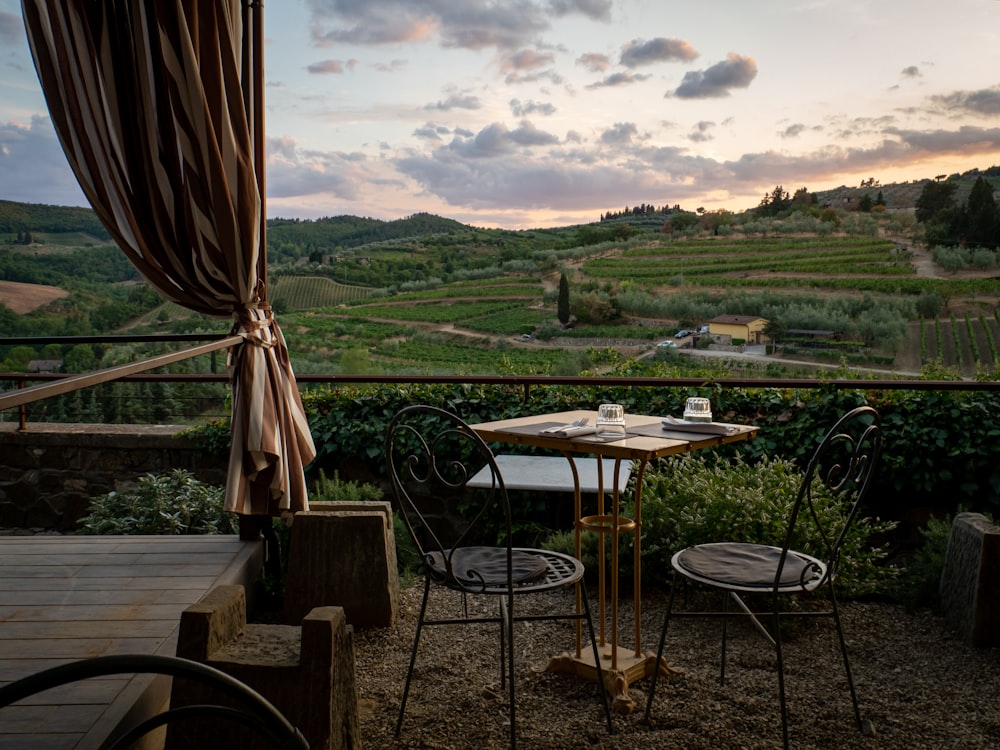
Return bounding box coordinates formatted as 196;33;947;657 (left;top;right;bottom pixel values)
546;453;896;598
310;469;384;503
77;469;238;535
893;514;953;611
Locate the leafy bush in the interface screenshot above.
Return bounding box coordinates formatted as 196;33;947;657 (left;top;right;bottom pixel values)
77;469;238;535
892;514;953;611
310;469;384;503
632;453;895;596
546;453;896;598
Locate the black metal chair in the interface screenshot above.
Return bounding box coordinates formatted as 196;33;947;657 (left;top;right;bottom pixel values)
644;405;883;749
0;654;308;749
385;404;612;749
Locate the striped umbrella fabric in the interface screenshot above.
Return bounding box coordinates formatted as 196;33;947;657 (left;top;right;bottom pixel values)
22;0;315;516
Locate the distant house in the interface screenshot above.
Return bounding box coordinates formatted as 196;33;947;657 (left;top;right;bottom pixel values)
27;360;63;373
707;315;769;344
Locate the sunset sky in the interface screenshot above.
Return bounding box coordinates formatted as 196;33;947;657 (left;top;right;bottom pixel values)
2;0;1000;229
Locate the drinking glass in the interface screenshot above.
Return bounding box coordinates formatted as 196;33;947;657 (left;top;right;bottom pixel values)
596;403;626;437
683;397;712;422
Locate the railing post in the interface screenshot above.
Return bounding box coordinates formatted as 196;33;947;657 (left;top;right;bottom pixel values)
18;379;26;431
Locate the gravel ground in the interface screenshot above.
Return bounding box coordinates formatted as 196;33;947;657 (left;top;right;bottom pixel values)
354;584;1000;750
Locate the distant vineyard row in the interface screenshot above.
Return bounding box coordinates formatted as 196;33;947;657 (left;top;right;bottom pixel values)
921;311;1000;376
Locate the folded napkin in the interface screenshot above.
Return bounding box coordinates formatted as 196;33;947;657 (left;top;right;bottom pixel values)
539;423;598;438
661;416;741;435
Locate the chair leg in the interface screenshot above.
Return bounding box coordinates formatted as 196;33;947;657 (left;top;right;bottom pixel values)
720;590;730;685
580;580;613;733
505;590;516;750
396;575;432;738
771;596;790;750
498;596;508;691
644;576;678;722
828;585;866;735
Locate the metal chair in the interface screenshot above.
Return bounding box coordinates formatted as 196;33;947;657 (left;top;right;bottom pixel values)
644;405;883;749
385;404;612;749
0;654;308;749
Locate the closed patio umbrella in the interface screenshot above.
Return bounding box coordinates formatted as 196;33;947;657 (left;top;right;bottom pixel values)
21;0;315;517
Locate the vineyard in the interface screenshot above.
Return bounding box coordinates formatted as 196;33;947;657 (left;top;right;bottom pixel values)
919;311;1000;376
247;235;1000;378
10;196;998;380
270;276;372;309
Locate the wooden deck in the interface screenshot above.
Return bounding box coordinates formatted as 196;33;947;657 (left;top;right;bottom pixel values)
0;535;264;750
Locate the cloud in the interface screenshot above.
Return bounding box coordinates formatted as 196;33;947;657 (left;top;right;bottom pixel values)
426;94;483;111
0;116;88;207
688;121;715;143
266;135;374;200
600;122;639;144
385;116;1000;216
507;120;560;146
413;123;452;141
781;123;807;139
620;37;699;68
585;71;650;89
395;149;663;211
505;69;563;85
444;120;560;158
0;12;22;45
901;65;921;78
546;0;612;21
306;0;592;50
930;86;1000;116
500;48;555;73
498;48;561;84
671;53;758;99
510;98;557;117
886;125;1000;155
576;52;610;73
373;59;408;72
307;59;357;74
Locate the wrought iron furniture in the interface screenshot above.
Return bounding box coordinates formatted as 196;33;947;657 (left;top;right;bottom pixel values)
385;405;612;749
643;405;883;749
0;654;308;749
470;409;758;712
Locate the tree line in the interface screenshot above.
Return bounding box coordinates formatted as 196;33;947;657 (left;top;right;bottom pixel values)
915;176;1000;249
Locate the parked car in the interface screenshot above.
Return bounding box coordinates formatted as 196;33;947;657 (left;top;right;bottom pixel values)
698;325;710;334
519;333;533;341
674;329;692;339
656;340;677;348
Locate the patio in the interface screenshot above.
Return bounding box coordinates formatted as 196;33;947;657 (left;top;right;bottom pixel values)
0;534;263;749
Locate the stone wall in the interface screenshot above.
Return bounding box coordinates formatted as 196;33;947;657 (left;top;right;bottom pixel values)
0;422;226;531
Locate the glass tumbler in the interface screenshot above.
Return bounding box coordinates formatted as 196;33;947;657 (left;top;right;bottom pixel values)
596;403;626;437
683;397;713;422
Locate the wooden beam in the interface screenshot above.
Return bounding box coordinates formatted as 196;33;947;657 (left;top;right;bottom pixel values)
0;336;241;413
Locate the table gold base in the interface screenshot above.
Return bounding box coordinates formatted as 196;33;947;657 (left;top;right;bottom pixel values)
545;644;682;714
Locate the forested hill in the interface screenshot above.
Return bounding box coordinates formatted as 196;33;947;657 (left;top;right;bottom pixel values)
267;212;468;248
4;164;999;244
0;199;111;239
0;200;468;249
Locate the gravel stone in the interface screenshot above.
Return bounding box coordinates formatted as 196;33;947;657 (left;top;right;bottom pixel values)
354;585;1000;749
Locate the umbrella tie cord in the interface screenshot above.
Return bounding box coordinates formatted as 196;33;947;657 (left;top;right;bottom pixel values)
233;305;277;349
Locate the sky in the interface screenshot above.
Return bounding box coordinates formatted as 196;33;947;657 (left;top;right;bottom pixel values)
2;1;1000;230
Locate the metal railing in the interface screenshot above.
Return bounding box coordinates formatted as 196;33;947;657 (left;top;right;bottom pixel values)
0;335;239;429
3;335;1000;432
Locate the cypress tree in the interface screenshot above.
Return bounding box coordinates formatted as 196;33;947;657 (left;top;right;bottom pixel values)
557;273;570;326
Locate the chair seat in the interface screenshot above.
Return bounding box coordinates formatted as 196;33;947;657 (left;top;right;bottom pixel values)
673;542;826;592
427;547;585;594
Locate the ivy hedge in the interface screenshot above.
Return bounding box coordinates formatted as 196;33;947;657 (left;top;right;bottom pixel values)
189;379;1000;526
